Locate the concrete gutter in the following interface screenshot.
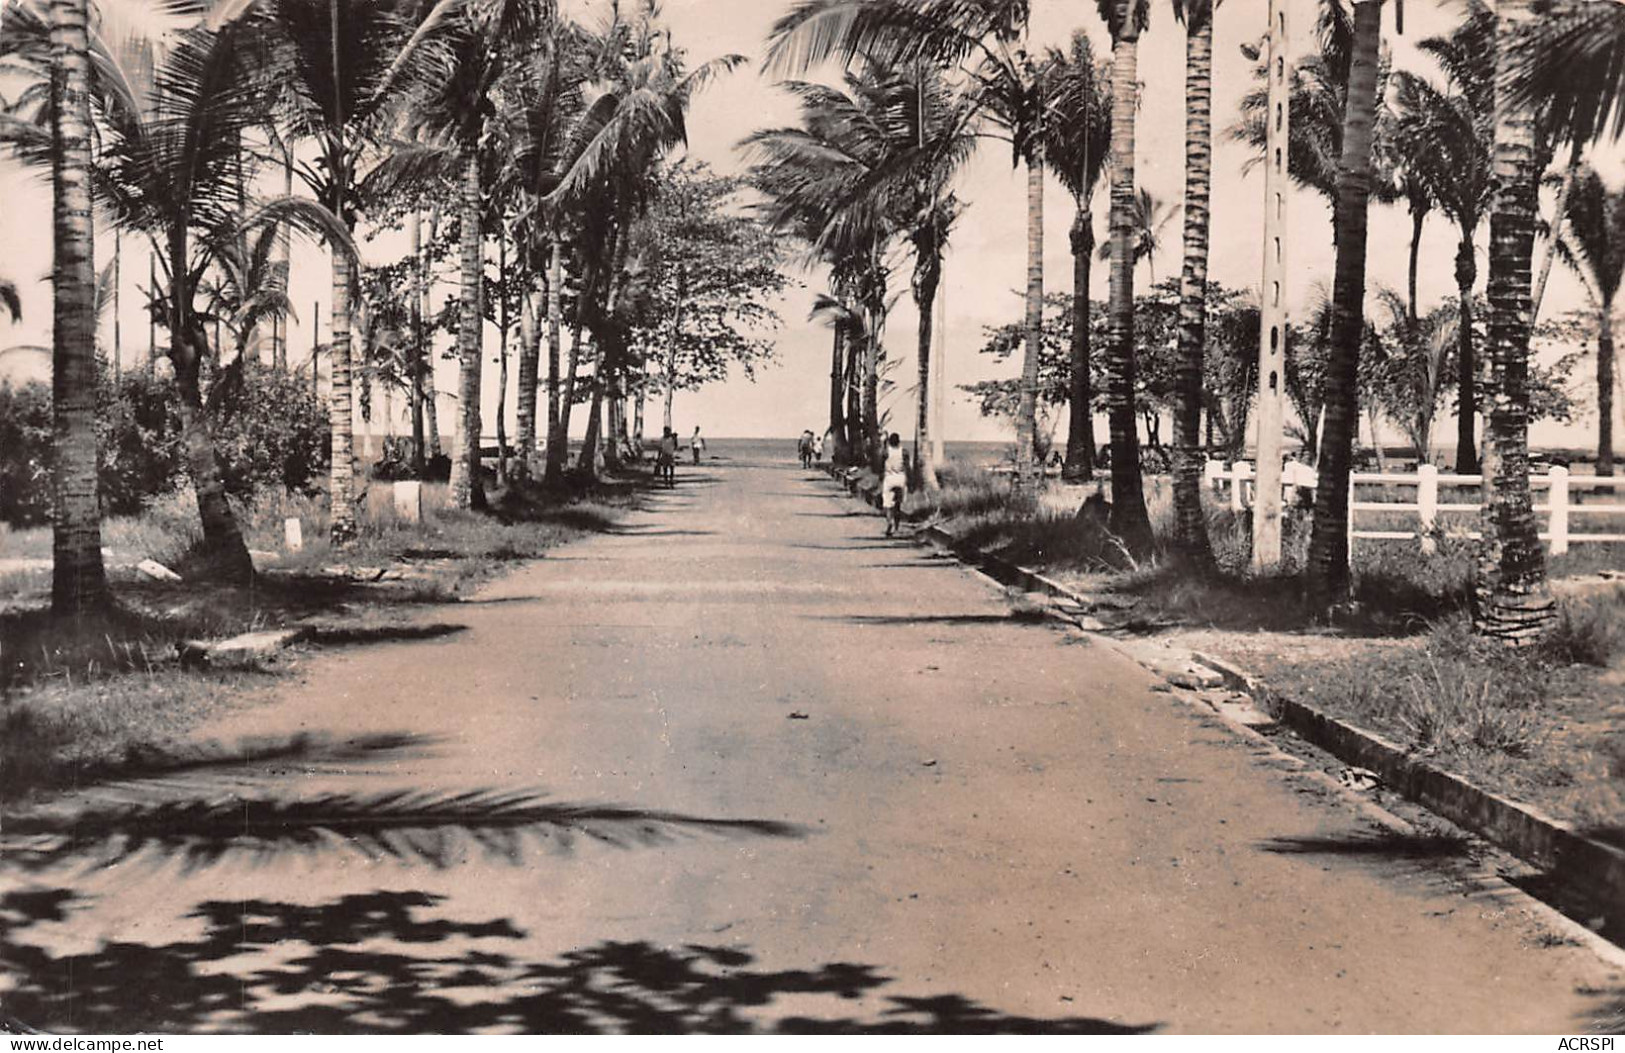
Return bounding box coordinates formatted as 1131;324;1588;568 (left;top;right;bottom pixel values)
824;469;1625;917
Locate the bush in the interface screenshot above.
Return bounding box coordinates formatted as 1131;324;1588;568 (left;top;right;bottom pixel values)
98;370;186;514
0;381;52;527
207;360;330;497
0;361;330;526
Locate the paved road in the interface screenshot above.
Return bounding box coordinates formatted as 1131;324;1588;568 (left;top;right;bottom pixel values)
3;452;1621;1033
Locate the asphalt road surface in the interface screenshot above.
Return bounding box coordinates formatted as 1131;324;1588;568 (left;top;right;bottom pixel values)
3;450;1621;1033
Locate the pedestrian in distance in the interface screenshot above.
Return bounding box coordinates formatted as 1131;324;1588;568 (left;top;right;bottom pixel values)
882;432;906;537
813;433;825;464
691;426;705;465
657;426;679;487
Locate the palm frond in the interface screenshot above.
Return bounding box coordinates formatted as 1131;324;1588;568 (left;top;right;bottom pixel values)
0;278;20;323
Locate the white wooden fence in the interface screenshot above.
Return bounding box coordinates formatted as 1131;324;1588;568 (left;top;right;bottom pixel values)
1205;460;1625;555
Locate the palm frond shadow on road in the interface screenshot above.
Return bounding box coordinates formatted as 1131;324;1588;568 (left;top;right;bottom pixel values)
2;790;806;873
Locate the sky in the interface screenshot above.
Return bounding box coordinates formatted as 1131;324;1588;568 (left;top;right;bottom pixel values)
1;0;1620;449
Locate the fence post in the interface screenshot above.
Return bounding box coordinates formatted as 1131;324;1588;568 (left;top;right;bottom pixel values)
1417;464;1438;554
1232;462;1252;512
1548;465;1570;556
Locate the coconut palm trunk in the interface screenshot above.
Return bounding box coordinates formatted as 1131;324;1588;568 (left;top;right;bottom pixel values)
48;0;108;616
517;280;541;476
829;314;849;465
1600;308;1616;476
421;207;443;461
1453;239;1480;472
496;234;511;488
846;323;863;465
1172;4;1216;569
449;153;486;510
1063;210;1095;481
1306;0;1383;598
552;316;584;476
912;231;942;491
1475;0;1552;641
329;242;358;539
1105;19;1152;550
544;234;563;482
410;210;426;474
1014;151;1045;492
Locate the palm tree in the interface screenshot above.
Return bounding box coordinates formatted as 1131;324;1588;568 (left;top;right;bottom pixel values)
1045;31;1110;483
977;45;1054;492
94;19;351;583
766;0;1054;481
1369;286;1458;460
1305;0;1384;600
270;0;454;534
46;0;108;614
749;63;971;487
1392;4;1495;473
498;20;581;477
1167;0;1222;569
744;72;907;470
1552;165;1624;477
1476;0;1555;642
1097;0;1154;552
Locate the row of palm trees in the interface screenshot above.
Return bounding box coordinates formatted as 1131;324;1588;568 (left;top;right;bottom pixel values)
11;0;738;617
746;0;1625;633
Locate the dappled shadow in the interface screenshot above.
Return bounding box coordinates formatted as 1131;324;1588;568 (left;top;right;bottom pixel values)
0;890;1159;1034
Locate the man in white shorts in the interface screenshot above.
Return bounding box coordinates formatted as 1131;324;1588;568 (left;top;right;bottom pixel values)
882;432;906;536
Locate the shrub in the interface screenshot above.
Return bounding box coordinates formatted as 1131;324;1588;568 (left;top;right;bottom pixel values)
0;361;330;527
98;370;186;514
0;381;52;526
206;360;330;497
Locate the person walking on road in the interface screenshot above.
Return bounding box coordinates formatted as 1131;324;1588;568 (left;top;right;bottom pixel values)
657;427;679;487
882;432;907;536
691;426;705;465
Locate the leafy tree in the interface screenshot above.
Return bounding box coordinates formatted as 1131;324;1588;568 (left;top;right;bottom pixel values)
626;162;790;435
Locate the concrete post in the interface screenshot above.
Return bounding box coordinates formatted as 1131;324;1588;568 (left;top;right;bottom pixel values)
1232;462;1252;513
393;480;423;524
1252;0;1292;572
1548;465;1570;556
1417;463;1438;554
284;517;304;553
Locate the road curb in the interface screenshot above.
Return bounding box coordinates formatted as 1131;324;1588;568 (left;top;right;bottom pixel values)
1188;650;1625;915
828;475;1625;918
